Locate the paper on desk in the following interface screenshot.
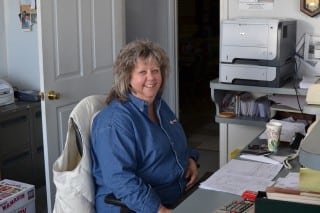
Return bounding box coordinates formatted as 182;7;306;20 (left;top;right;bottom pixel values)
240;154;282;165
274;172;299;190
200;159;282;195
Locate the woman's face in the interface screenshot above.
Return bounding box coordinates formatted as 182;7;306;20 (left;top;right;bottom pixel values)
130;57;162;104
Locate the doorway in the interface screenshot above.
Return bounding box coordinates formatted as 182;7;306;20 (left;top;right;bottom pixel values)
178;0;220;173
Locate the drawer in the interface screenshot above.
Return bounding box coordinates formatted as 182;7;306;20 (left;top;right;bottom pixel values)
0;151;33;185
0;110;30;157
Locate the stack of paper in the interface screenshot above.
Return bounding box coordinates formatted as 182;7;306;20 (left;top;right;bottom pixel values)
266;186;320;206
199;159;283;195
299;76;320;89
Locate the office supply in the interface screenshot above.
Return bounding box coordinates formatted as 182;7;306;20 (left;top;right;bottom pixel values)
303;33;320;61
200;159;282;195
299;75;320;89
259;119;306;143
242;144;271;155
274;172;299;190
268;94;307;111
213;191;257;213
213;199;254;213
306;79;320;104
239;92;255;117
219;18;296;87
14;89;40;102
299;168;320;193
265;186;320;205
296;33;320;77
0;79;14;106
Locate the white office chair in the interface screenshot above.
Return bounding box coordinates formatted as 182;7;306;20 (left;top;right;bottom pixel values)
52;94;133;213
52;95;106;213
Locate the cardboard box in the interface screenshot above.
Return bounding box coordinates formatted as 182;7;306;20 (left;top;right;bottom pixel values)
0;179;35;213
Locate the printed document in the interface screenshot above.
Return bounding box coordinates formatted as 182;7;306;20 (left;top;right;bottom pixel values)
200;159;282;195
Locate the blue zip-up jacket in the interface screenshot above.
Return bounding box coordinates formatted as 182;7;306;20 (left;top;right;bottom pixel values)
91;94;199;213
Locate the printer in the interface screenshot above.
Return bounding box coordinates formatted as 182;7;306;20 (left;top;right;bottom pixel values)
0;79;14;106
219;18;297;87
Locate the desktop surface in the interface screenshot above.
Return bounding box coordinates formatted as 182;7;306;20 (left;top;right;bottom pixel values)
174;134;301;213
173;189;240;213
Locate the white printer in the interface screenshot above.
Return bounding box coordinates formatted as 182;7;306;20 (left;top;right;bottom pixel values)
0;79;14;106
219;18;297;87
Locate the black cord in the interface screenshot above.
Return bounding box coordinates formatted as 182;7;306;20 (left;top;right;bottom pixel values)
293;57;312;128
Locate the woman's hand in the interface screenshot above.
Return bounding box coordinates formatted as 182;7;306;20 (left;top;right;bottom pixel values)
158;205;172;213
185;158;199;191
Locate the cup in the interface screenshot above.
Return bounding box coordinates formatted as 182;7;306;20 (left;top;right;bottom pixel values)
266;121;282;152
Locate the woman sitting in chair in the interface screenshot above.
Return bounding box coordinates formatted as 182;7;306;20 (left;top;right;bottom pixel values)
91;39;199;213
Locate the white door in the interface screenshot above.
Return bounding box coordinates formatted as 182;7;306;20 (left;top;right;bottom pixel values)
37;0;125;211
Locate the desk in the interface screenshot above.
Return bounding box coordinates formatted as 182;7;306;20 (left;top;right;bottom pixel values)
173;189;240;213
174;137;299;213
0;101;45;187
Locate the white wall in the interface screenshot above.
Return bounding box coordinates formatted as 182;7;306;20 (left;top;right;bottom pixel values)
2;0;40;90
0;1;7;79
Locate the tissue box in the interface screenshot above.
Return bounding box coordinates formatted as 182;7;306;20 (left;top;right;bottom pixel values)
0;179;35;213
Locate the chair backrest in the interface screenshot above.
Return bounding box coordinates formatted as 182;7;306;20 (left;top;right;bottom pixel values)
69;95;106;156
53;95;106;213
71;95;134;212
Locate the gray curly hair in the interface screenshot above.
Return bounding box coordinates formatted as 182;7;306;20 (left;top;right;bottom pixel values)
106;39;170;104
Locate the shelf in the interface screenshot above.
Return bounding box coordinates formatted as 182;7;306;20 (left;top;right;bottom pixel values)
210;78;307;96
209;78;308;126
215;115;267;127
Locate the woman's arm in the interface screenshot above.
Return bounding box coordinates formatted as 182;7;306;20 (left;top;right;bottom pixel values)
185;158;199;191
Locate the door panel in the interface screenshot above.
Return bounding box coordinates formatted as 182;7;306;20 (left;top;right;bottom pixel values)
37;0;125;211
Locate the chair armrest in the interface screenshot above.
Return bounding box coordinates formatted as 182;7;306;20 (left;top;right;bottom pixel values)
104;194;131;209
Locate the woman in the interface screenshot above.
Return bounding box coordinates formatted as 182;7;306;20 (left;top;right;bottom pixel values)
91;40;199;213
